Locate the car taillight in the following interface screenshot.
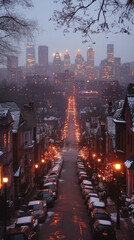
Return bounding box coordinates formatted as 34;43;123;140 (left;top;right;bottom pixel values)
102;232;108;236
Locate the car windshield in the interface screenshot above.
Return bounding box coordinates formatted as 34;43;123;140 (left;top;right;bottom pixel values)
16;222;31;228
42;192;50;197
94;213;109;220
28;204;42;210
97;224;113;231
45;185;55;190
6;233;25;240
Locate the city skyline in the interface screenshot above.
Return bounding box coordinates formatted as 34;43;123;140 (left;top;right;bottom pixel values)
18;0;134;67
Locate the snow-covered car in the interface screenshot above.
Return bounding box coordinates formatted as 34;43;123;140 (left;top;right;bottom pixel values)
27;200;47;223
15;215;39;238
4;226;36;240
88;201;106;216
92;219;116;240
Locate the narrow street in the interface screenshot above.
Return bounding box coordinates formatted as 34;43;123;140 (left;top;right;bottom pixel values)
39;109;91;239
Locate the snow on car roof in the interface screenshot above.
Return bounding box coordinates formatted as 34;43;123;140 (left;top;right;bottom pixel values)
89;197;100;203
16;216;32;224
28;200;42;206
93;201;105;207
82;180;92;185
97;219;112;225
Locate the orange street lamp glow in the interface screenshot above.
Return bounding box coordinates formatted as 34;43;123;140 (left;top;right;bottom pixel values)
93;153;96;158
98;158;101;162
114;163;121;170
35;164;39;169
41;159;45;163
3;177;8;183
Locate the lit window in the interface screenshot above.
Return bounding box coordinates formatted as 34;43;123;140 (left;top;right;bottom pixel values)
4;133;7;152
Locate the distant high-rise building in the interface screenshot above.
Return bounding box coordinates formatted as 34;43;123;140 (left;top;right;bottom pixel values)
100;59;114;80
53;52;63;72
26;45;35;69
64;50;70;70
7;56;19;85
86;46;95;81
114;57;121;81
38;46;48;66
75;49;85;76
87;46;94;66
107;44;114;63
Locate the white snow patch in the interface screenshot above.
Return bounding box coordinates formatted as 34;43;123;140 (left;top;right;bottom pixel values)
125;160;133;169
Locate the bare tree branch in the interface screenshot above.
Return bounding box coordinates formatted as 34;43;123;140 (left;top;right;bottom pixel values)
0;0;37;63
51;0;134;39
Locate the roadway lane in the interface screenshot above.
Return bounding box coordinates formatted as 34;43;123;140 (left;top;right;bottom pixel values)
39;111;91;240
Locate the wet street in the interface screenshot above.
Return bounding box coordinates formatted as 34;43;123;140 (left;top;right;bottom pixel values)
39;110;91;239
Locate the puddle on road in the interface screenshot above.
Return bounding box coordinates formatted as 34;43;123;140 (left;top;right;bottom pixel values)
50;212;62;226
49;230;65;240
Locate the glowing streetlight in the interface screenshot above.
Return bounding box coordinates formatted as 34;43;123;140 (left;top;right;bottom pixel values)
3;177;8;233
35;164;39;169
114;163;121;229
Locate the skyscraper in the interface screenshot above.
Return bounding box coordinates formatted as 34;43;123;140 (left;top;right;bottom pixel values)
87;46;94;66
7;56;19;85
26;45;35;69
86;46;95;81
64;50;70;71
53;52;63;72
38;46;48;66
107;44;114;63
75;49;85;76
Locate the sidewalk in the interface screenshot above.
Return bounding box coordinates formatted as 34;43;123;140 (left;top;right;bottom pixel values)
106;198;134;240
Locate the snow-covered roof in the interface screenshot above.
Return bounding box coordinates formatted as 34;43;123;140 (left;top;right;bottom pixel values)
0;102;22;132
0;109;8;118
107;116;115;135
14;166;21;177
11;111;21;131
44;117;59;121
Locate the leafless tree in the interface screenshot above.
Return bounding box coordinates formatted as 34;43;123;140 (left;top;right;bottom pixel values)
0;0;37;62
51;0;134;42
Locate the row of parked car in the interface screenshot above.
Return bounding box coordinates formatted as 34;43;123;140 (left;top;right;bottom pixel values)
77;157;117;240
4;157;64;240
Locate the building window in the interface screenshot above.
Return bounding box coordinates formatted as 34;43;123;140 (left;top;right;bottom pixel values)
4;133;7;152
8;131;11;151
25;133;28;146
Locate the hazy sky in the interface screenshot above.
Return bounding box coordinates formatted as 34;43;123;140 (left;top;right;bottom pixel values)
19;0;134;66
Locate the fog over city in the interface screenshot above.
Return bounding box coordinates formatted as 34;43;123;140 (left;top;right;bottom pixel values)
1;1;134;240
18;0;134;66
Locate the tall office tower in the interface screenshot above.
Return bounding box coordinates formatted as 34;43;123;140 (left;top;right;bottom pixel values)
107;44;114;63
100;59;114;80
86;46;95;81
53;52;63;72
75;49;85;76
7;56;19;85
26;45;35;69
114;57;121;81
64;49;71;70
38;46;48;66
87;46;94;66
